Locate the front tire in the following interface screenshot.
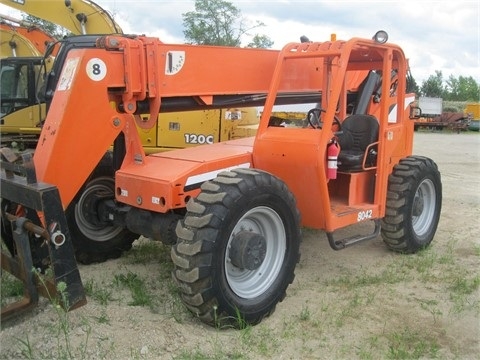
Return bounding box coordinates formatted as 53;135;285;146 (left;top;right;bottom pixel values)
381;156;442;253
172;168;301;327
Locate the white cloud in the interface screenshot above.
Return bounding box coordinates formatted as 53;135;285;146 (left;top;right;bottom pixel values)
1;0;478;85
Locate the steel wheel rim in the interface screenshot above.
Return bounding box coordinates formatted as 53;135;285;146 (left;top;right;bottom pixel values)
75;180;123;241
225;206;286;299
412;178;436;237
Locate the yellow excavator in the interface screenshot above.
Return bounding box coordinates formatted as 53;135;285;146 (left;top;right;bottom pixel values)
1;14;56;56
0;0;122;35
0;0;259;263
0;14;57;147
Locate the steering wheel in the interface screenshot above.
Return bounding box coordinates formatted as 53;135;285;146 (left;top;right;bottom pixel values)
306;108;342;130
306;108;321;128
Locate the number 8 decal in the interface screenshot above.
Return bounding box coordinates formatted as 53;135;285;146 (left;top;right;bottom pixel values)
86;58;107;81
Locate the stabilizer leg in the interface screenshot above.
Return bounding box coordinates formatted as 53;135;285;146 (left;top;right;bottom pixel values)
1;151;86;320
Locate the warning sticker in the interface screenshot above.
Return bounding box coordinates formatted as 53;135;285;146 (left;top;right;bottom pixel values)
165;51;185;75
57;57;80;91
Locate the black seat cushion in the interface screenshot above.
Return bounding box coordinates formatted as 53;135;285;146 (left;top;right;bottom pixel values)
337;114;379;171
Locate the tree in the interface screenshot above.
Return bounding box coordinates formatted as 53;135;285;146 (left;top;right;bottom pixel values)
420;70;444;98
182;0;273;48
407;71;420;95
445;75;479;101
418;70;479;101
247;34;274;49
458;76;480;101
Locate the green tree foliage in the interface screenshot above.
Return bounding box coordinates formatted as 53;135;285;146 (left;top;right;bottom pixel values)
420;70;479;101
182;0;273;48
407;71;420;94
420;70;444;98
445;75;479;101
22;14;71;40
247;34;274;49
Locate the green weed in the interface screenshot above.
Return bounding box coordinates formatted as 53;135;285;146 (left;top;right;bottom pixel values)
114;271;153;307
124;239;171;263
299;304;311;321
0;271;24;307
449;274;480;313
15;335;34;360
417;298;443;323
386;327;440;359
84;278;114;305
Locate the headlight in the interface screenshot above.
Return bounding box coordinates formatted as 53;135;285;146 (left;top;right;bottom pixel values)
373;30;388;44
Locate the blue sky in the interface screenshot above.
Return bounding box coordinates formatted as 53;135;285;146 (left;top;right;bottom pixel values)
1;0;478;86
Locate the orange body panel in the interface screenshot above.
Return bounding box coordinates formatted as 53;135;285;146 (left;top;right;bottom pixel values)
34;48;128;206
116;137;254;212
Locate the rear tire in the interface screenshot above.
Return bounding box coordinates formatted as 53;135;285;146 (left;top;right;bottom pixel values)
381;156;442;253
172;168;301;327
66;153;137;264
1;200;17;256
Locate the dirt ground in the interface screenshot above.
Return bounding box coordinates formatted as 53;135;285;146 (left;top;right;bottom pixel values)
1;131;479;359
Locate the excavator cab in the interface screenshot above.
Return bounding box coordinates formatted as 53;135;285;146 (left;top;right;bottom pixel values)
0;57;47;148
0;58;37;116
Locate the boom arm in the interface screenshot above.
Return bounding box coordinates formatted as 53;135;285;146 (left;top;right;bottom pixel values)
1;15;56;56
34;35;323;207
0;0;122;34
1;24;40;56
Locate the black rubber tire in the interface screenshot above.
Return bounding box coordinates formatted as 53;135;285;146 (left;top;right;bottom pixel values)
381;156;442;253
172;168;301;327
1;199;16;256
66;154;137;264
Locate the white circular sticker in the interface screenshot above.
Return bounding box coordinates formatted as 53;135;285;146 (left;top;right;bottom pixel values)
86;58;107;81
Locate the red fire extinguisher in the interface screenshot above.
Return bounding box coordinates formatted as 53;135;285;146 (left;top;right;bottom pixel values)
327;140;340;179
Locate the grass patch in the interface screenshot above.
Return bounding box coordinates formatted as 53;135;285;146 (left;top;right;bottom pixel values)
114;271;153;307
123;240;170;264
386;327;440;359
450;274;480;296
448;274;480;313
83;278;114;305
325;264;410;288
0;271;24;307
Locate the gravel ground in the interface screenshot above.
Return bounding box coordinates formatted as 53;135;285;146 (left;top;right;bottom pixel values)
1;131;479;359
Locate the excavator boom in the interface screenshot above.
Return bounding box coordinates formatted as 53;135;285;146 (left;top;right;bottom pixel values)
0;14;56;56
0;0;122;34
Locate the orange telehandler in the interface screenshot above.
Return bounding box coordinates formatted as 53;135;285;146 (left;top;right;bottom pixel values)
0;30;442;326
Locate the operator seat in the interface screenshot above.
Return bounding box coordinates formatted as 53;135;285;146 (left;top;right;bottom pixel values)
337;114;379;171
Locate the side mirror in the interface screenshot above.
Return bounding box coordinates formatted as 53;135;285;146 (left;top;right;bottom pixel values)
409;106;422;119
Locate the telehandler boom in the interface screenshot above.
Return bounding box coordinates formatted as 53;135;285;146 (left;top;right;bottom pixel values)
0;31;442;326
